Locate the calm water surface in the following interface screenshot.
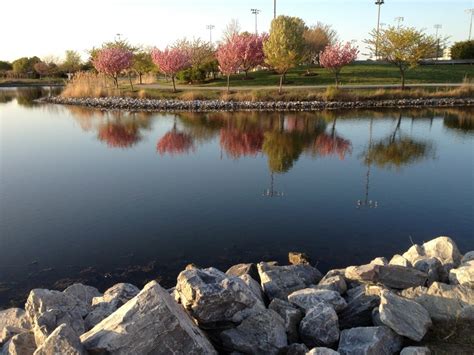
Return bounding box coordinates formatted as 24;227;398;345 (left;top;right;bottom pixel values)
0;87;473;306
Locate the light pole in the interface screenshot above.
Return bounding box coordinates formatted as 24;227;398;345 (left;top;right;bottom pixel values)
394;16;404;28
434;24;442;60
375;0;385;60
466;9;474;40
251;8;261;35
273;0;276;19
206;24;215;44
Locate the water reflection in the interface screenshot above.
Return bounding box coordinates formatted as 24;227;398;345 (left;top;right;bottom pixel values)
0;87;62;107
364;114;434;170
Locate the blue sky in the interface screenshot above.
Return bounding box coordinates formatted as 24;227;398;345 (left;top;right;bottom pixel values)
1;0;472;61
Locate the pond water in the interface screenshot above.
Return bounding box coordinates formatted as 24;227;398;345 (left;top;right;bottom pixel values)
0;87;473;307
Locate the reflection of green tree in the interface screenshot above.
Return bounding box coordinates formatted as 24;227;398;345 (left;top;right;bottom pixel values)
263;131;306;173
443;114;473;133
15;87;44;107
0;90;15;104
365;115;433;169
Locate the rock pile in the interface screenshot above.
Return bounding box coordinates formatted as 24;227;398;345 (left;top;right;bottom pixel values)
1;236;472;354
39;96;474;113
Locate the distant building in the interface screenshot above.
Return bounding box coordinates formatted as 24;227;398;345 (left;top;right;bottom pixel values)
443;48;452;60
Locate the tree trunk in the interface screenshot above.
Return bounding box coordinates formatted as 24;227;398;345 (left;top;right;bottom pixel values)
139;73;143;85
227;74;230;93
113;75;118;88
128;72;134;90
335;71;339;88
279;74;284;94
172;76;177;93
400;68;406;90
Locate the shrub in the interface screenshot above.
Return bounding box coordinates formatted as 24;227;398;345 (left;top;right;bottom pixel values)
451;40;474;60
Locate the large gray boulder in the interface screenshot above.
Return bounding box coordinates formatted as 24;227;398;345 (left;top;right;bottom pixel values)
314;275;347;295
80;281;217;354
1;327;27;347
338;285;381;329
449;260;474;288
25;289;88;346
175;267;264;326
85;283;140;330
258;263;322;300
288;288;347;312
344;264;378;283
378;290;432;341
239;274;265;304
1;331;36;355
413;258;446;285
33;324;85;355
283;343;308;355
63;284;101;313
338;326;403;355
400;347;431;355
461;251;474;264
0;308;30;331
220;309;287;355
299;301;339;348
402;236;462;274
400;282;474;322
226;263;260;283
268;298;303;344
376;265;428;289
389;255;411;267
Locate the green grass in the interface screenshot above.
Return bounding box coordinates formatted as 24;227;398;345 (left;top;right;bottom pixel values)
163;63;474;88
0;77;65;87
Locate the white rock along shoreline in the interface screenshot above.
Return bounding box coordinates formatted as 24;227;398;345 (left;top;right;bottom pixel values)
0;236;473;354
38;96;474;113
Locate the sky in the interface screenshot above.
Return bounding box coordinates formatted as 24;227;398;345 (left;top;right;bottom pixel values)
1;0;473;62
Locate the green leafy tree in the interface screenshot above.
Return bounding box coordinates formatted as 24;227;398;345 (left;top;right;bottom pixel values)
451;40;474;59
12;56;41;74
62;50;82;74
133;51;155;84
0;61;12;72
263;16;306;93
365;26;436;89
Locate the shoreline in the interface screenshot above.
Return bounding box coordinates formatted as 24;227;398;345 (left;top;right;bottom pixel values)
1;236;473;354
39;96;474;112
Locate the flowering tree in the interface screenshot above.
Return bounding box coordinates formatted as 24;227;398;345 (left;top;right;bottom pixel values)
236;33;267;78
216;35;242;92
319;42;358;87
157;131;194;155
151;47;191;92
220;129;264;158
33;62;50;79
93;47;133;88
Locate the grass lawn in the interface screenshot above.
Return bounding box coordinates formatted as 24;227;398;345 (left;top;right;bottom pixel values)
163;63;474;88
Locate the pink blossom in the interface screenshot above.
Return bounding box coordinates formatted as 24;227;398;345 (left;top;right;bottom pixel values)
216;35;242;76
236;33;267;75
151;47;191;92
93;47;133;78
320;42;358;86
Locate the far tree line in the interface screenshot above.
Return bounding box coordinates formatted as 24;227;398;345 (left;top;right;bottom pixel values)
1;16;473;91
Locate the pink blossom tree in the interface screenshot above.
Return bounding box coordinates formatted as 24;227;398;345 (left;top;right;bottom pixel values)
319;42;358;87
151;47;191;92
236;33;267;79
92;47;133;88
216;35;242;93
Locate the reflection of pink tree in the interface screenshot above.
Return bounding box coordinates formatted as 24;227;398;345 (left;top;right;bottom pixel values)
98;121;140;148
314;134;352;160
157;122;194;155
220;129;264;158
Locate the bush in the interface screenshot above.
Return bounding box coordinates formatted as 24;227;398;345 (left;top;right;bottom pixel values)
451;40;474;59
177;67;207;83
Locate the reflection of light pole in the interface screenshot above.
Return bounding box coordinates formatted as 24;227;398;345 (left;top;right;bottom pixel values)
394;16;404;28
251;8;261;35
375;0;385;60
263;172;284;198
466;9;474;40
357;119;378;209
434;24;442;60
206;24;215;44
